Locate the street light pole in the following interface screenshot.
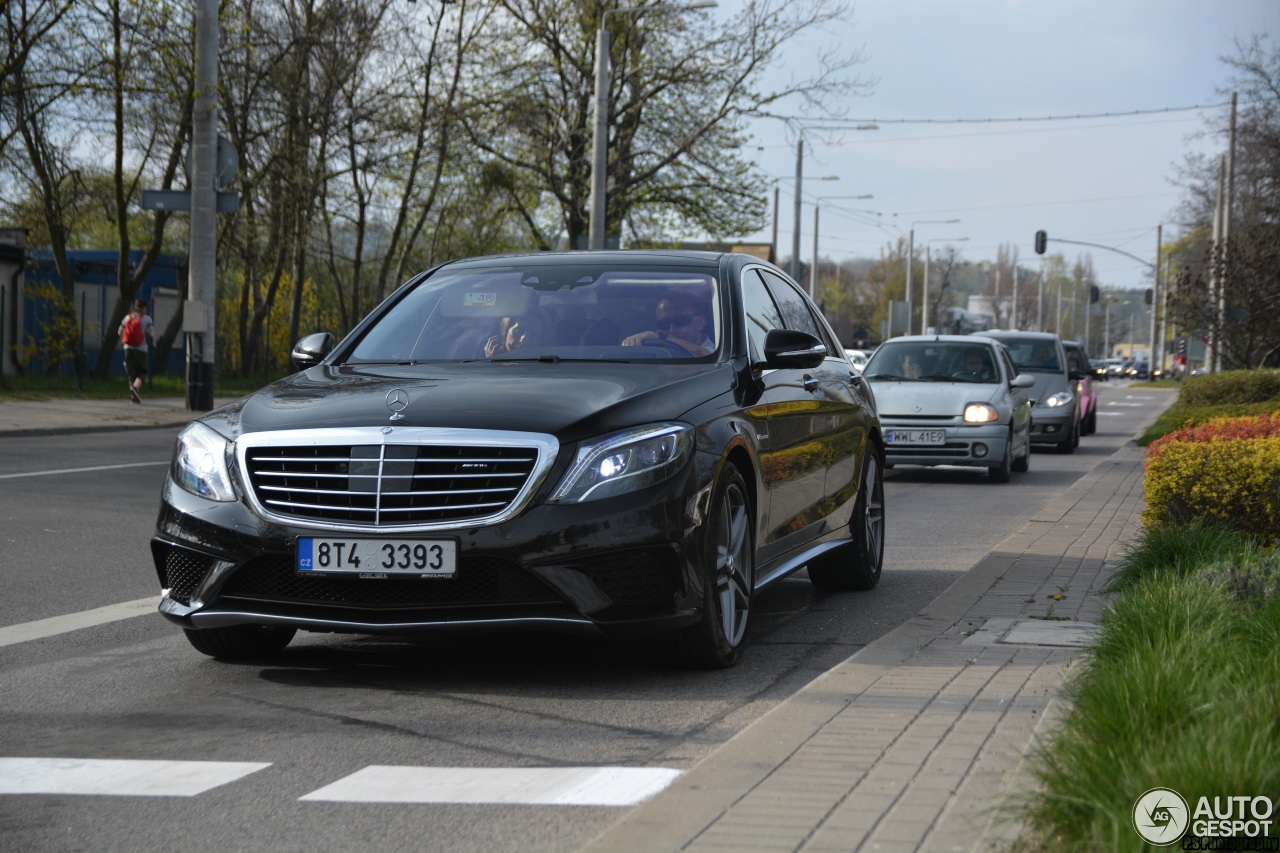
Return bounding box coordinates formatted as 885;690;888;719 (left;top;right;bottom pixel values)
921;236;967;335
811;194;872;298
589;1;716;251
906;219;959;335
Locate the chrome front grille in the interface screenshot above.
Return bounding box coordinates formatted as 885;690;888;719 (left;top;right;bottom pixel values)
238;428;558;530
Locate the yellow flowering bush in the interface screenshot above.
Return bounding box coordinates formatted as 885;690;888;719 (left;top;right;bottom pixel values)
1143;436;1280;545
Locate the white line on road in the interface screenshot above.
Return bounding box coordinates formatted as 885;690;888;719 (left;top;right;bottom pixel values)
0;597;158;648
0;461;168;480
0;758;271;797
299;766;683;806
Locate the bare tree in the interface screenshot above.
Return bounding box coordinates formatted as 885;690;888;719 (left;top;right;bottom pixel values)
470;0;871;249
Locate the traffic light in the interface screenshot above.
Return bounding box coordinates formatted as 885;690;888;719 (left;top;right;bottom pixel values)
1034;230;1047;254
1144;288;1153;305
1089;285;1100;304
1178;338;1187;355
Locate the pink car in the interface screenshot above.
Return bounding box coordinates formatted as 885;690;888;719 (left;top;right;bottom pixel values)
1063;341;1098;436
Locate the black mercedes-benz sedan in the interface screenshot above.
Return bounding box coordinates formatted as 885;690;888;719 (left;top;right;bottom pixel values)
152;251;884;668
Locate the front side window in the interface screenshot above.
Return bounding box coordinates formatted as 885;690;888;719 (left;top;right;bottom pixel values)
740;270;784;362
347;263;721;363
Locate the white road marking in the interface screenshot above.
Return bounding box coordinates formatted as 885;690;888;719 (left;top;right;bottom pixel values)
1107;402;1147;407
0;461;168;480
0;758;270;797
299;766;683;806
0;598;158;648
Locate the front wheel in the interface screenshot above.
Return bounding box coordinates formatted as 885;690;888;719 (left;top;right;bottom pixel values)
989;434;1012;483
809;444;885;591
672;465;753;668
183;624;297;660
1058;419;1077;454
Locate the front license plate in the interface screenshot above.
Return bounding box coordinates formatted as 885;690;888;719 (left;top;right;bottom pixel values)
297;538;457;577
885;429;946;446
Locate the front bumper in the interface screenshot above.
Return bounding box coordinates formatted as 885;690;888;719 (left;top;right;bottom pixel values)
881;420;1009;470
1029;407;1074;444
152;452;719;640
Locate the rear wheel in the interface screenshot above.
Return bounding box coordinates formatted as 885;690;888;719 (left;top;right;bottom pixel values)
183;625;297;660
809;445;885;591
673;465;753;668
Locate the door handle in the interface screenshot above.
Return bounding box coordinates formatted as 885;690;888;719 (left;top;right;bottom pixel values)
802;376;820;393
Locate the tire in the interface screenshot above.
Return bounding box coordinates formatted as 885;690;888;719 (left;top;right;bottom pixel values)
673;465;753;669
183;624;297;660
989;433;1012;483
1058;419;1077;454
1011;426;1030;473
809;445;885;592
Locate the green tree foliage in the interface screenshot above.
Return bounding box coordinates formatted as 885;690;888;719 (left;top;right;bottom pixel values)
4;0;870;378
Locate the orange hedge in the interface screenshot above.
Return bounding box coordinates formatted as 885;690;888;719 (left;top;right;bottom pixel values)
1147;412;1280;460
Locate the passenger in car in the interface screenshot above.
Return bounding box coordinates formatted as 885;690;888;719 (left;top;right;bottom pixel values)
484;311;550;357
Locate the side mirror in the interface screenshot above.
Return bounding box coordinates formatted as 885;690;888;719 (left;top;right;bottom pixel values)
1068;369;1086;381
762;329;827;369
291;332;335;371
1011;373;1035;389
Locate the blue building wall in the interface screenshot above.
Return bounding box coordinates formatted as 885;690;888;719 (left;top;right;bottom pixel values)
24;250;186;376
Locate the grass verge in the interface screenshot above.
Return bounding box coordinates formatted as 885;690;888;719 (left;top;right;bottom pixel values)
1017;528;1280;851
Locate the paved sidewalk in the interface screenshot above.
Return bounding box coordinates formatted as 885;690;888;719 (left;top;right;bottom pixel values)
580;438;1156;852
0;395;237;438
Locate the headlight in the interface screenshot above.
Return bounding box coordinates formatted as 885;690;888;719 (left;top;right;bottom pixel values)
1043;392;1074;408
963;403;999;423
172;421;237;502
549;423;693;503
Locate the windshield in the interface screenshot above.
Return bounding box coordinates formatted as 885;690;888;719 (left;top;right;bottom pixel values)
345;263;721;364
864;342;999;383
994;338;1061;372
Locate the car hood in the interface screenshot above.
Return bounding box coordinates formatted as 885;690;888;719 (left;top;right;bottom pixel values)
1017;372;1070;406
865;379;1003;417
200;361;734;442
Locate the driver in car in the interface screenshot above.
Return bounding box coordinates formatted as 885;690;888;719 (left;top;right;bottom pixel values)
622;292;713;356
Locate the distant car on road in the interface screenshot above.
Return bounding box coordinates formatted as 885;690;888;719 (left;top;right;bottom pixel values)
970;330;1080;453
845;348;870;372
862;335;1034;482
1063;341;1098;436
1089;359;1109;381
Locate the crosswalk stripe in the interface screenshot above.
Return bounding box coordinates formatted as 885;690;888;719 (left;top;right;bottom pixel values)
0;758;271;797
299;766;682;806
0;598;157;648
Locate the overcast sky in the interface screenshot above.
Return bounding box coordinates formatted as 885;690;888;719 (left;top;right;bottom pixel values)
735;0;1276;291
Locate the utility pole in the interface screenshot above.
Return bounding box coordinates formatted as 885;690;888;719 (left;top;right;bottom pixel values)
187;0;217;411
791;137;803;281
1208;157;1225;373
770;185;779;265
1148;224;1161;379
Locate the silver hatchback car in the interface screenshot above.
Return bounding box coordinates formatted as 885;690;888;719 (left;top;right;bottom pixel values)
862;335;1034;482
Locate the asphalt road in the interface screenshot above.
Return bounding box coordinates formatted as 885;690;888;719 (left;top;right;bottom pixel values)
0;382;1163;852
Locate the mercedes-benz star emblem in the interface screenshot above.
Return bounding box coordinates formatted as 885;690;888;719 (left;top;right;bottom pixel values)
385;388;409;421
